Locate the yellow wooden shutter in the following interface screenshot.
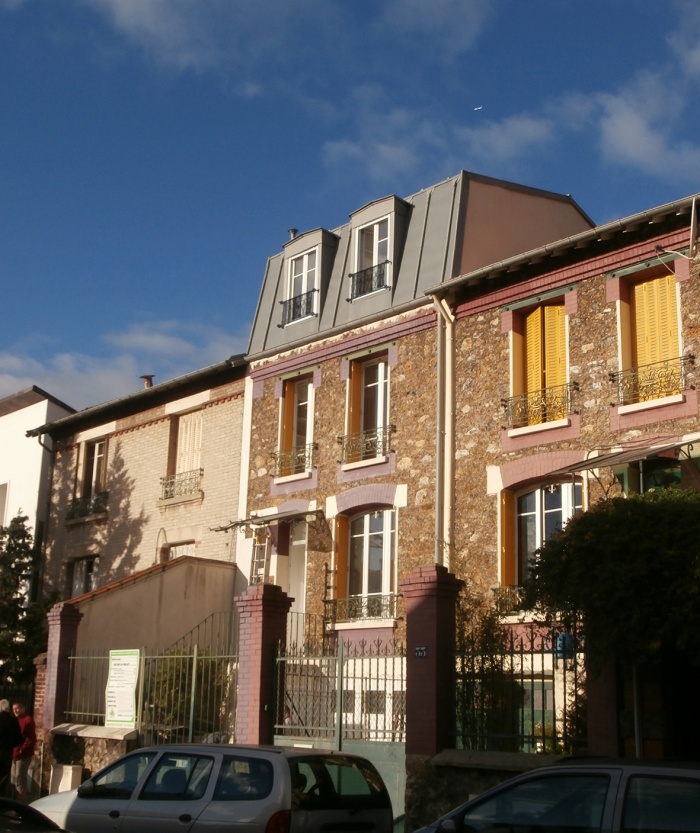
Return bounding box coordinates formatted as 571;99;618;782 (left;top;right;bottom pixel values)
334;515;349;599
634;275;678;367
524;307;543;395
544;305;566;389
282;380;295;454
500;491;516;587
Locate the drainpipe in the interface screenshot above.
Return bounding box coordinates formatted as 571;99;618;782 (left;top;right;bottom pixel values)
432;296;456;568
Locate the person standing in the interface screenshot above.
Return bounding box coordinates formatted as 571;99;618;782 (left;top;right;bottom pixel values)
0;700;20;798
11;703;36;802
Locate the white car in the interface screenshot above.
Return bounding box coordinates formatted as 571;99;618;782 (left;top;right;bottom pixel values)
32;744;393;833
414;760;700;832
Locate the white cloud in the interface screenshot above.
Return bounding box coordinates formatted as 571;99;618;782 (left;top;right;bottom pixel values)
376;0;495;55
0;320;249;410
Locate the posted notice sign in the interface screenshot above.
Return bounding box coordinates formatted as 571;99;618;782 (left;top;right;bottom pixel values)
105;649;140;728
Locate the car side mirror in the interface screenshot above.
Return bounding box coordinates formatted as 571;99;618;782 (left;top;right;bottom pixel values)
438;820;457;833
77;780;95;797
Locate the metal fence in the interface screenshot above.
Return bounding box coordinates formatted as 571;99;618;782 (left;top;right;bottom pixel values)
65;611;239;744
455;622;586;754
276;612;406;744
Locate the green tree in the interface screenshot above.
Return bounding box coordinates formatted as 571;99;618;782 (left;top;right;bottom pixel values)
0;514;55;684
522;487;700;670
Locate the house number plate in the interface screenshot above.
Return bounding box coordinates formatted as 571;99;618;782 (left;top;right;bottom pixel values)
414;646;427;658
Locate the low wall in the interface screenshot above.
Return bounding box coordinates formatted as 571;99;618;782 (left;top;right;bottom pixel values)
405;749;560;831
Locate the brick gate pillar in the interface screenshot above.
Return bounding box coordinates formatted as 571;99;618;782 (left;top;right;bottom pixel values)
43;602;83;732
400;564;464;756
235;584;292;745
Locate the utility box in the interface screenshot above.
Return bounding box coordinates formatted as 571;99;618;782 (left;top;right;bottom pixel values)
49;764;83;794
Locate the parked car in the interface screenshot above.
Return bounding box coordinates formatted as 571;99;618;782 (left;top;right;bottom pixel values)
414;760;700;832
31;743;392;833
0;798;66;832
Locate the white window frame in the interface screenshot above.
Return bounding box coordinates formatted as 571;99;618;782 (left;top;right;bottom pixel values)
82;438;107;499
71;555;99;598
348;508;396;598
360;358;389;434
356;217;390;272
516;481;582;582
285;248;318;324
176;411;202;474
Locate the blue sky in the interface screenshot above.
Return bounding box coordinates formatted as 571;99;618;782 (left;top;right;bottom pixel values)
3;0;700;409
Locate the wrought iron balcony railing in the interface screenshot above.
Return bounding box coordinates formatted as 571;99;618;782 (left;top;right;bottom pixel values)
609;354;695;405
492;585;523;616
160;468;203;500
337;424;394;464
66;491;109;521
347;261;390;301
278;288;317;327
501;382;579;429
324;594;401;625
271;442;316;477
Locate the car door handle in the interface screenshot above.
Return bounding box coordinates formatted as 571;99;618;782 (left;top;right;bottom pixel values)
179;814;192;823
109;810;120;819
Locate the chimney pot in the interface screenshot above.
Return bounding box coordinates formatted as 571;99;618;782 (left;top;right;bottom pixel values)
140;375;155;389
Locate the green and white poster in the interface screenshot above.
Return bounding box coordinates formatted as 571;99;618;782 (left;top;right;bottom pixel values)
105;649;140;728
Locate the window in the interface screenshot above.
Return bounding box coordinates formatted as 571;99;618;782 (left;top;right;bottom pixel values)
614;271;684;404
515;482;582;583
82;438;107;500
139;753;214;801
500;482;581;591
349;218;390;300
340;356;391;464
69;555;99;597
161;542;195;561
161;411;203;499
274;376;314;476
89;751;157;799
212;755;273;801
281;249;318;326
624;775;700;831
508;303;570;427
348;509;395;601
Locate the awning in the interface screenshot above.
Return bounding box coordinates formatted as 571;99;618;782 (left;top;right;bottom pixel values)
549;439;695;478
211;509;324;532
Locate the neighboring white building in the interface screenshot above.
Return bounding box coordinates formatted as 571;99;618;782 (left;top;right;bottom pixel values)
0;386;75;545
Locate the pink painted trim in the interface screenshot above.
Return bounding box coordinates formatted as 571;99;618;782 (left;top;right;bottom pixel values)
500;449;586;490
610;389;698;431
336;482;397;513
251;310;435;381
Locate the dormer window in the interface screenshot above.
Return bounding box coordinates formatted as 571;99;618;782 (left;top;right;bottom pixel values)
349;218;390;301
280;249;318;326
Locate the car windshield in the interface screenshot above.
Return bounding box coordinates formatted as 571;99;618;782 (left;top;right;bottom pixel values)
461;772;610;831
288;756;390;811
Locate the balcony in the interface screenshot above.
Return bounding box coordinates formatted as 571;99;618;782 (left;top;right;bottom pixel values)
501;382;579;429
279;289;317;327
609;355;694;405
160;469;203;501
337;425;394;465
66;491;108;522
271;443;316;478
492;585;522;616
347;261;389;301
324;594;402;626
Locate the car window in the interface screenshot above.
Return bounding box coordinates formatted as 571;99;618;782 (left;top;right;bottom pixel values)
212;755;274;801
91;752;157;800
461;773;609;831
623;775;700;832
138;753;214;801
288;756;390;811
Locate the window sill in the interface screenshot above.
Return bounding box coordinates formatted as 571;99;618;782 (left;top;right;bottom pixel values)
334;619;397;631
340;455;388;472
348;285;391;303
65;512;108;527
279;313;316;328
273;470;312;485
617;393;685;415
507;417;570;438
157;491;204;508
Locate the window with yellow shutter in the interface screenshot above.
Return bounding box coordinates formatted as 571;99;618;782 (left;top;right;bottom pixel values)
505;302;571;428
612;271;686;405
274;376;314;477
339;355;392;464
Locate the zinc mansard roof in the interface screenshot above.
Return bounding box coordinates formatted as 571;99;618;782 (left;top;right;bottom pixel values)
246;170;593;360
